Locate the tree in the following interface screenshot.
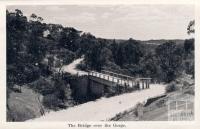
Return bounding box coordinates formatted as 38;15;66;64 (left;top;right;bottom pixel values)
85;41;102;71
7;9;28;64
59;27;81;52
46;24;63;41
110;39;118;62
184;38;194;53
115;45;125;67
113;39;143;67
184;20;195;77
28;14;47;62
187;20;195;35
124;39;143;65
140;52;158;78
79;32;96;54
99;47;113;68
15;9;23;17
54;78;66;103
155;41;183;82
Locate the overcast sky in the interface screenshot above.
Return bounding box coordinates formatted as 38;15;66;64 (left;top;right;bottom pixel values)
7;5;194;40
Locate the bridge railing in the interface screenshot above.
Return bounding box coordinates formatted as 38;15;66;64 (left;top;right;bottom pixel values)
101;70;135;80
88;70;152;89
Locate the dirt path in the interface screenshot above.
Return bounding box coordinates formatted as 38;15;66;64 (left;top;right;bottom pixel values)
61;58;87;75
29;84;165;121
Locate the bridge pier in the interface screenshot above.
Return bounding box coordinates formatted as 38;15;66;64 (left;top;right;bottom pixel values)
146;80;149;88
139;79;150;89
146;80;148;89
142;81;144;89
137;81;140;89
131;80;134;87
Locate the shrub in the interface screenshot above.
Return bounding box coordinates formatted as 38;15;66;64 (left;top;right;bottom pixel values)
43;94;62;110
7;106;36;121
165;82;178;93
29;77;55;95
76;62;87;71
134;102;144;117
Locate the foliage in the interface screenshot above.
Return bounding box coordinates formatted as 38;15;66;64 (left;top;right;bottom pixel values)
29;77;55;95
184;38;194;54
165;82;178;93
155;41;183;82
43;94;63;110
6;9;195;118
59;27;81;52
7;9;194;89
187;20;195;35
7;9;78;86
111;39;143;67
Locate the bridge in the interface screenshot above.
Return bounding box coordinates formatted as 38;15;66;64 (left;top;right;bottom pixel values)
65;69;152;100
88;70;151;90
60;58;151;90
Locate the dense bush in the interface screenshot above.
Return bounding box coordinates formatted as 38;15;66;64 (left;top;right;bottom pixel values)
134;102;144;117
29;77;55;95
7;9;194;87
6;10;79;88
7;106;36;121
76;61;87;71
165;82;178;93
43;94;63;110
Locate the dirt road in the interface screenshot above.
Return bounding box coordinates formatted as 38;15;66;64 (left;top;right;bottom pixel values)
29;84;165;121
61;58;87;75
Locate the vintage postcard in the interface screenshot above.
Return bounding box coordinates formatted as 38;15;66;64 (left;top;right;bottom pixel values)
0;0;199;129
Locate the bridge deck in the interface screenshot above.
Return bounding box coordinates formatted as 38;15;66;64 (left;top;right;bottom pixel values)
88;71;151;89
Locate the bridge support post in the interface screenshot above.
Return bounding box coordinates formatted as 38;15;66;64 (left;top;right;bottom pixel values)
142;80;144;89
145;80;148;89
132;80;134;87
138;81;140;90
146;80;148;89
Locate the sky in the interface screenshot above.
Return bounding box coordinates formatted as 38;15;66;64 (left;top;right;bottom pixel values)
7;5;194;40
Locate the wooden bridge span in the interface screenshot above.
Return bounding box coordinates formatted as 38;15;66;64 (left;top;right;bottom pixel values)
88;70;151;90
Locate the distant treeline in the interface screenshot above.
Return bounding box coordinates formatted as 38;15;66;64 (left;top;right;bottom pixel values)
7;9;194;89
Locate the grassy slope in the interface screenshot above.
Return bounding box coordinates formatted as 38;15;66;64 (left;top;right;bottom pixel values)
112;75;194;121
7;86;45;121
115;90;194;121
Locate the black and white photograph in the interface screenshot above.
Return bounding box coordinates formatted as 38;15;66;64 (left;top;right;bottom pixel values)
6;4;195;122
